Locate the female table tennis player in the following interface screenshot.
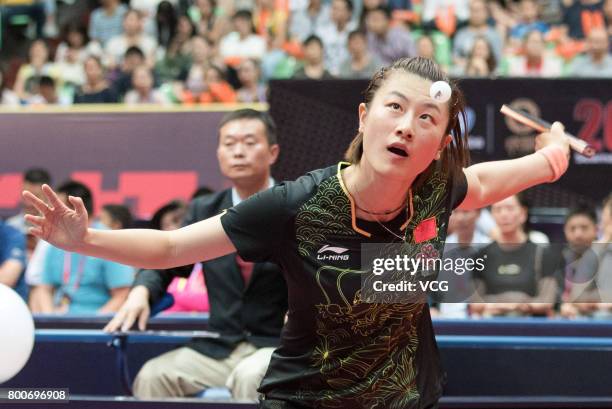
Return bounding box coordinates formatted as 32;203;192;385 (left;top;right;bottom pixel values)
23;57;569;409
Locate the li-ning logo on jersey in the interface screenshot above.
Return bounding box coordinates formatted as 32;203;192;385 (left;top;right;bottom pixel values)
317;245;350;261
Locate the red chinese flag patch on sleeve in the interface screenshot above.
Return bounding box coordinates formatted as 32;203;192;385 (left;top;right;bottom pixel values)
414;217;437;243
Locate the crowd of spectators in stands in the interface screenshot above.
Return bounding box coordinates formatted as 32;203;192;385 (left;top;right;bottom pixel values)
1;0;611;107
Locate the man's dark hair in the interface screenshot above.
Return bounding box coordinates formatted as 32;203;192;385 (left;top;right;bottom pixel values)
366;5;391;19
565;202;598;225
149;200;186;230
125;46;145;60
303;34;323;48
102;204;133;229
56;180;93;215
348;29;366;41
232;9;253;21
24;168;51;185
191;186;214;200
218;109;278;145
38;75;55;88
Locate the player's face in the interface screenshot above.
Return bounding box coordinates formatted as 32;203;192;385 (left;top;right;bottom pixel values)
359;72;450;181
217;118;279;185
491;196;527;236
564;214;597;253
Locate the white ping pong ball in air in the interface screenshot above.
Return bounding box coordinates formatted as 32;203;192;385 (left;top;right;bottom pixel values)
429;81;452;103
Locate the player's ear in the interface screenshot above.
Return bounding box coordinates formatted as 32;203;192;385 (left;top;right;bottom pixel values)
435;134;452;160
358;103;367;133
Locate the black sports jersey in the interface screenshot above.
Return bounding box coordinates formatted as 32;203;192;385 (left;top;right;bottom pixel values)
221;162;467;409
473;241;558;297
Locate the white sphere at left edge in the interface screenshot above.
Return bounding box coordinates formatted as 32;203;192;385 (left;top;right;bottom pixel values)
0;283;35;384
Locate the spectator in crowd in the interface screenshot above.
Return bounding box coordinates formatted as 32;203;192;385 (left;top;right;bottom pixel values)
338;29;380;78
9;168;52;309
54;23;102;97
597;193;612;302
509;0;550;46
154;0;179;48
365;6;416;65
168;34;226;95
562;0;605;39
415;35;436;61
470;193;559;317
462;35;498;77
447;209;493;246
289;0;331;42
13;39;59;102
253;0;289;49
55;23;103;66
36;181;134;315
124;65;170;104
236;58;267;102
7;168;51;237
147;199;208;314
190;0;229;43
219;10;267;67
316;0;357;75
433;208;492;318
100;204;133;230
73;56;119;103
568;27;612;76
26;236;53;313
501;29;564;77
129;0;178;39
54;24;93;94
89;0;129;46
105;9;158;69
421;0;469;37
180;64;237;103
0;67;20;107
560;194;612;317
155;14;196;83
453;0;504;70
292;35;334;79
26;75;58;105
112;46;148;99
190;34;224;69
358;0;385;29
259;28;297;80
180;63;207;102
415;33;452;71
558;204;600;317
0;220;26;300
174;13;198;55
149;200;187;231
536;0;566;24
104;109;287;401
